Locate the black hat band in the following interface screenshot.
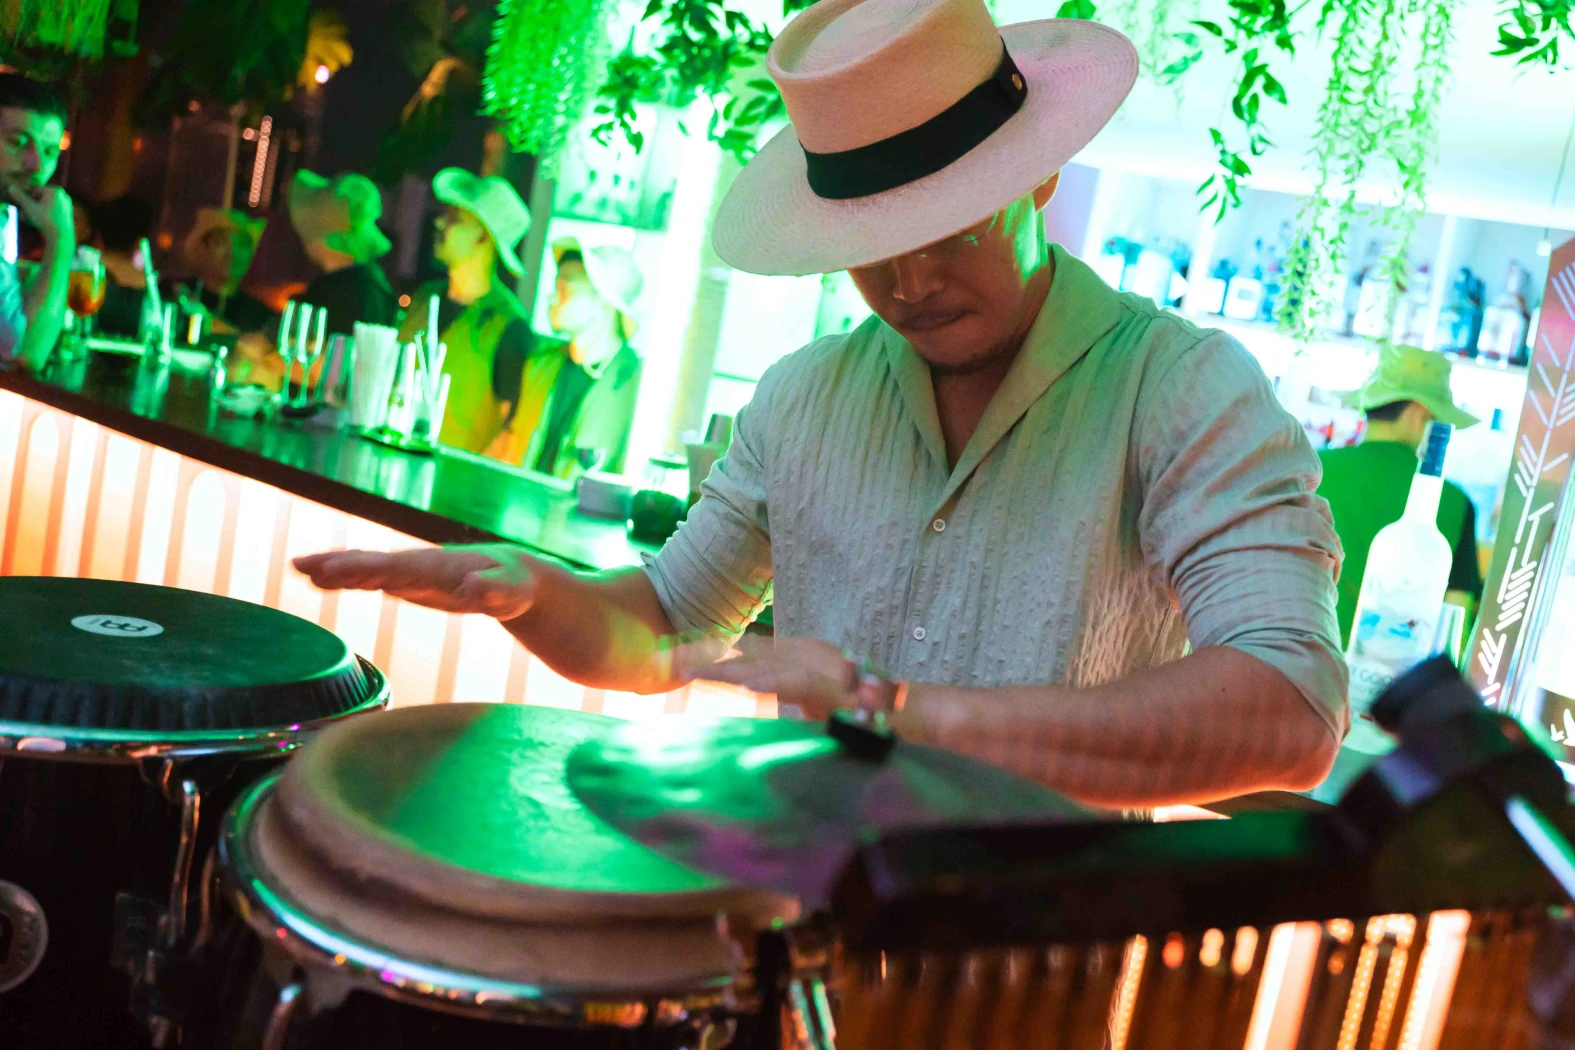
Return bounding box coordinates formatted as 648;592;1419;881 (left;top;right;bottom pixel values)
801;41;1029;201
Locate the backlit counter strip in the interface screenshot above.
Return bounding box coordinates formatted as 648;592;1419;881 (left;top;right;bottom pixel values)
0;387;765;718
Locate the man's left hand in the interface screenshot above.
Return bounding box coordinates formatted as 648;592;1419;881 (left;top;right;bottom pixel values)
685;634;855;720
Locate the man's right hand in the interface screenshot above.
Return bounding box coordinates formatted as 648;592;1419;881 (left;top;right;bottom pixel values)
8;184;73;246
293;544;541;621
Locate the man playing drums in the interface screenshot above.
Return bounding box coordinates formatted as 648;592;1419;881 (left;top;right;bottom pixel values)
297;0;1346;809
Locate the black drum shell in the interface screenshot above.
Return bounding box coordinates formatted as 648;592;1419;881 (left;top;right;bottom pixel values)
0;750;285;1049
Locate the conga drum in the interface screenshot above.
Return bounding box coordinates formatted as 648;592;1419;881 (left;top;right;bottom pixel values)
199;703;798;1049
0;577;390;1048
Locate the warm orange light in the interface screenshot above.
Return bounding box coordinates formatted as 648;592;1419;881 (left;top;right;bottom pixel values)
155;232;173;250
58;131;70;151
132;136;143;152
398;294;412;308
1199;928;1225;968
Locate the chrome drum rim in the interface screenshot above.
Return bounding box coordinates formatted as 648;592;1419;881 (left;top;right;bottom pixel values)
217;773;737;1029
0;656;391;762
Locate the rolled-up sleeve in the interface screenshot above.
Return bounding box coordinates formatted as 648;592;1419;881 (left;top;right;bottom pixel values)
641;365;780;638
0;259;26;365
1136;331;1349;738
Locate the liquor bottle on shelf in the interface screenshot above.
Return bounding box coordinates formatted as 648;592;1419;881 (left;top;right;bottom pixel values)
1479;261;1531;363
1440;268;1486;356
1346;421;1456;719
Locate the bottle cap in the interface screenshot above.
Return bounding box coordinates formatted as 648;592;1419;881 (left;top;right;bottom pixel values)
1420;420;1453;477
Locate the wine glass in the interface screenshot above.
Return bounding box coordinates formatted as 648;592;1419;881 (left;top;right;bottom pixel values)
66;246;106;344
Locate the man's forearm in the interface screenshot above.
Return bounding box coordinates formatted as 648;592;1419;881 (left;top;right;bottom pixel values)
502;564;686;694
893;646;1340;809
20;235;70;371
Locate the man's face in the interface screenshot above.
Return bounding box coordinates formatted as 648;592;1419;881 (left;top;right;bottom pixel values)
433;205;491;268
0;107;63;195
847;193;1048;375
549;259;598;333
196;228;254;289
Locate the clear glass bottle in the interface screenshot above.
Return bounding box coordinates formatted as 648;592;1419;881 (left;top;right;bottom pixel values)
1346;421;1456;717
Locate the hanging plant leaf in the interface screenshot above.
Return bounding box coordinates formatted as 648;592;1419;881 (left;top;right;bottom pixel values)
481;0;615;173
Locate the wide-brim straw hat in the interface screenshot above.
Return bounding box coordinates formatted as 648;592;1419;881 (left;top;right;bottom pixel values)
182;208;267;270
1341;344;1480;429
552;237;644;319
712;0;1137;276
432;168;530;277
289;169;393;264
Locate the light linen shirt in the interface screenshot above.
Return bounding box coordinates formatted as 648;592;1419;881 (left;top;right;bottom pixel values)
645;245;1349;737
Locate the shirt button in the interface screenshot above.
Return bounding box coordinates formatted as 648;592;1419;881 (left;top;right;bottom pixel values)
931;518;946;533
912;626;927;641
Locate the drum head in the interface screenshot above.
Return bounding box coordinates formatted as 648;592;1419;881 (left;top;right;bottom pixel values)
274;702;796;923
0;577;383;736
236;703;794;997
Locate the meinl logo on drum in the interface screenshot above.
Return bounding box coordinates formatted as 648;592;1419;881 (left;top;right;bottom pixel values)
70;614;165;638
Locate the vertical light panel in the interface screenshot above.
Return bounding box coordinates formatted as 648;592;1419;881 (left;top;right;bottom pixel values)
174;470;229;594
0;390;24;547
227;478;280;606
1243;922;1324;1050
52;415;101;579
450;614;514;705
134;447;180;585
86;434;140;580
10;412;61;576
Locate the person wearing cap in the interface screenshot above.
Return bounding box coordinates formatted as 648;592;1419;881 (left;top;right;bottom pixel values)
178;207;274;335
1318;345;1484;648
399;168;536;455
299;0;1345;809
486;238;644;477
290;170;399;336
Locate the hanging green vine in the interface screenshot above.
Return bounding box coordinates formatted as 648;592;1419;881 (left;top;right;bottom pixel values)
1190;0;1294;223
1495;0;1575;65
1371;0;1453;339
482;0;614;173
592;0;814;163
1275;0;1408;339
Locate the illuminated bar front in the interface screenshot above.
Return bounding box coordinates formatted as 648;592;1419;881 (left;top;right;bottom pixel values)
0;382;763;718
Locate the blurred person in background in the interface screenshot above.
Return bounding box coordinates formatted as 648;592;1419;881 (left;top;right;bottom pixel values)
399;167;535;454
488;238;643;477
176;208;275;336
1317;344;1484;647
289;170;398;335
0;73;73;372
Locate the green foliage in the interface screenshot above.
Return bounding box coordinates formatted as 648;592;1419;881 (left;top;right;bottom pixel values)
1494;0;1575;65
593;0;810;162
139;0;312;124
1187;0;1294;224
1;0;112;60
482;0;614;172
1371;0;1452;340
1275;0;1409;339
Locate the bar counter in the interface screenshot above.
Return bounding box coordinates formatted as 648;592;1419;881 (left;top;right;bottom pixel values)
0;351;768;718
0;352;653;571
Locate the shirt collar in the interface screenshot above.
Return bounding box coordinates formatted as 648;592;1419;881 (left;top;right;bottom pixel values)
883;243;1126;501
